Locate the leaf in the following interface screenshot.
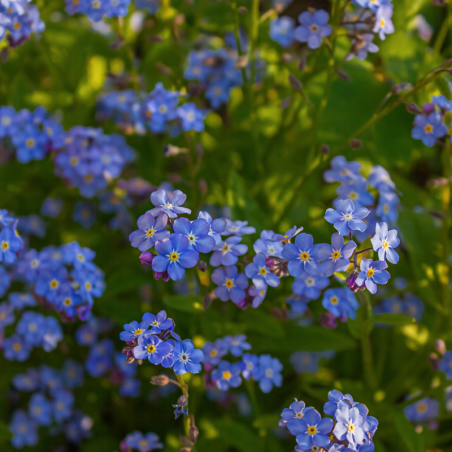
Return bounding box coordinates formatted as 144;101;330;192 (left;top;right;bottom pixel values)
164;295;204;313
243;308;285;338
252;415;279;429
209;420;261;452
394;413;423;452
0;422;12;443
373;313;415;326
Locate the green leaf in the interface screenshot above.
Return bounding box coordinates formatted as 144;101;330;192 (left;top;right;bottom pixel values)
0;422;12;443
394;413;423;452
373;313;415;326
164;295;204;313
243;308;285;338
252;415;280;429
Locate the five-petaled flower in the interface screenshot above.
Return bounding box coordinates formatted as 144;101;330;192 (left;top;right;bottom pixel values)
356;258;390;294
324;199;370;237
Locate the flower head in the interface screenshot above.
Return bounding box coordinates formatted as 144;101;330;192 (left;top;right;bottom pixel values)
316;233;356;277
371;222;400;264
129;212;170;252
149;189;191;219
212;361;242;390
212;265;248;304
210;236;248;267
356;258;390;294
294;9;332;49
281;233;319;277
172;339;204;375
325;200;370;236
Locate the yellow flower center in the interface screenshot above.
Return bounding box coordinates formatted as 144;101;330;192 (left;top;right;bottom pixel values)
417;403;427;413
85;174;93;182
50;280;59;289
307;426;317;435
147;344;156;353
26;139;35;148
139;441;148;447
300;252;309;261
332;251;340;259
13;343;21;351
380;18;386;27
330;296;339;305
382;240;389;250
169;252;179;262
225;279;234;288
349;192;358;200
70;156;79;166
383;204;389;213
424;124;433;134
146;229;155;237
29;323;37;332
0;313;5;320
63;298;72;306
1;241;9;251
259;290;266;295
222;244;231;253
259;267;267;276
210;350;218;357
14;22;21;30
222;371;232;380
85;282;92;290
134;329;143;335
366;269;375;278
347;423;355;433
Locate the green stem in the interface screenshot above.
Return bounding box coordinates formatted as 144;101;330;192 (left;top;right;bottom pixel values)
175;373;190;437
230;0;247;83
358;291;377;390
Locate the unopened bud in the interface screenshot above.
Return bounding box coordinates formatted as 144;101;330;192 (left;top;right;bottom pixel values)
198;179;207;193
391;82;411;94
337;70;350;81
179;448;191;452
196;143;203;156
238;6;247;13
156;62;172;76
432;0;446;6
429;353;440;371
427;177;450;187
235;55;248;69
198;261;207;272
405;102;423;115
307;7;316;14
189;426;199;444
177;395;188;407
319;144;330;155
180;436;191;447
422;102;435;115
299;58;307;70
151;375;170;386
435;339;446;355
140;252;154;265
289;74;302;91
203;294;212;311
280;97;291;109
350;139;362;149
168;173;182;184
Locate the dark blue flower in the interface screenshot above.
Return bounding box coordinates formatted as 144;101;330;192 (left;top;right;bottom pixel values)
412;112;447;147
12;124;46;163
202;339;228;365
174;217;215;253
124;431;163;451
142;310;173;334
0;227;22;263
0;265;10;297
212;265;248;303
324;156;362;183
335;178;374;209
404;397;439;422
316;233;356;277
177;102;207;132
322;288;359;319
3;335;32;362
129;212;170;252
56;285;81;317
212;361;242;390
376;192;399;222
0;301;14;329
439;351;452;379
119;319;150;342
16;311;46;345
289;408;333;449
223;220;256;236
0;208;14;227
325;199;369;236
9;410;38;449
28;393;52;426
254;355;283;393
281;233;319;276
134;335;173;365
152;233;199;281
356;258;390;294
53;390;74;422
281;400;312;429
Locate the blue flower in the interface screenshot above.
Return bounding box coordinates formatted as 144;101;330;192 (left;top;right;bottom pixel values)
19;214;46;238
152;233;199;281
35;267;67;302
0;208;14;227
281;400;311;428
53;389;74;422
149;189;191;219
403;293;424;321
373;6;395;40
404;397;439;422
212;361;243;390
12;368;40;392
286;294;309;315
202;339;228;365
411;112;447;146
0;227;22;263
212;265;248;303
439;351;452;379
270;16;295;47
41;198;63;218
376;192;399;222
323;288;359;319
120;319;150;342
177;102;206;132
79;0;108;21
142;310;173;334
254;355;283;393
9;410;38;449
129;212;170;252
205;80;231;109
174;217;216;253
335;179;374;209
281;233;319;277
124;431;163;451
104;0;131;17
316;233;356;277
325;199;370;237
134;334;173;365
74;269;105;304
0;301;14;329
0;106;18;138
356;258;390;294
120;378;141;397
368;165;395;193
73;202;97;229
432;95;452;112
3;335;31;362
253;236;283;258
294;10;332;49
42;316;63;352
245;253;280;287
224;334;252;357
172;339;204;375
64;242;96;271
241;353;259;380
347;33;378;60
56;285;81;317
323;390;364;416
288;408;333;449
62;360;85;388
223;220;256;236
290;351;334;375
371;222;400;264
16;311;46;345
28;393;52;426
324;156;362;183
198;211;226;245
0;265;10;297
333;403;367;448
292;272;330;300
12;124;46;163
210;236;248;267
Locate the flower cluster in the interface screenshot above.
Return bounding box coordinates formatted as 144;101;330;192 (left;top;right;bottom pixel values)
0;208;23;264
97;82;208;134
281;390;378;452
9;362;91;448
120;310;204;376
76;317;142;396
270;2;394;59
374;293;424;323
0;0;44;49
121;431;163;452
410;94;452;147
203;335;283;393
